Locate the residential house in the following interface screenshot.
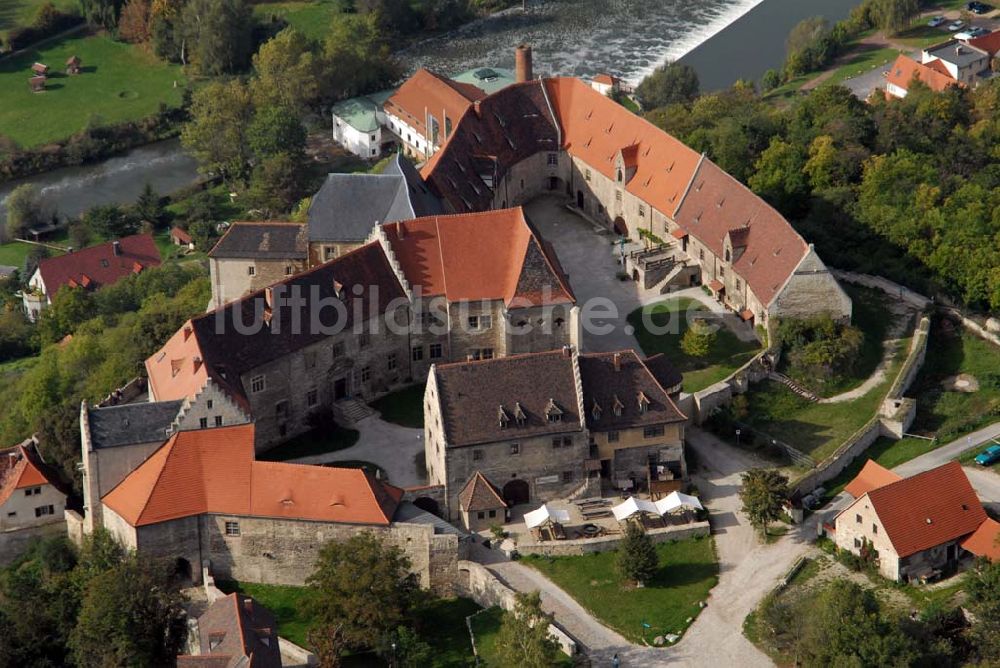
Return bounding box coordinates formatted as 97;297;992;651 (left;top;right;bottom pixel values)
834;461;999;581
590;73;621;96
331;92;391;159
921;40;991;85
207;222;309;308
885;53;966;99
97;423;460;593
21;234;162;321
0;438;67;533
421;75;851;327
424;348;686;528
177;593;281;668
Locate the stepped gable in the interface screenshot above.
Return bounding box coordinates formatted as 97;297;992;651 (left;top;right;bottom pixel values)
381;207;574;307
146;242;405;406
433;350;581;447
672;158;808;306
421;80;560;211
578;350;686;431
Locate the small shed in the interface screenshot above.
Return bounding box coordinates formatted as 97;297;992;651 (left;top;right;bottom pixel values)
66;55;81;75
31;62;49;77
169;227;194;250
29;75;46;93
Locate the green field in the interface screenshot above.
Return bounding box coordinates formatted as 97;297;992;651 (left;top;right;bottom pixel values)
252;0;344;41
469;606;573;667
628;297;761;393
370;383;425;428
0;0;77;39
523;536;719;644
0;31;186;147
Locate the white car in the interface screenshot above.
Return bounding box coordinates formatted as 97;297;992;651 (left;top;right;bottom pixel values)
928;16;946;27
955;30;974;39
948;19;966;31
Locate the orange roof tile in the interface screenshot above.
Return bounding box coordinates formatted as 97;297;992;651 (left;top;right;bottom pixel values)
0;442;62;507
961;518;1000;562
459;472;507;512
886;54;960;94
36;234;161;298
382;208;574;307
860;462;986;558
385;69;485;140
592;74;619;85
844;460;902;499
102;424;401;527
146;322;211;404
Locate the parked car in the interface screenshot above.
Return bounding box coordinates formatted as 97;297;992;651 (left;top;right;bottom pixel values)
968;1;993;15
974;444;1000;466
928;15;947;27
955;29;976;39
949;19;966;31
970;26;991;36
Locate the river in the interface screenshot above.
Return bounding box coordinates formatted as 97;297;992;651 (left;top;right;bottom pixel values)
0;0;861;223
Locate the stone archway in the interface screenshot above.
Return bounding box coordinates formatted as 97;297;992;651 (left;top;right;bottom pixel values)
502;479;530;506
174;557;193;582
613;216;628;236
413;496;441;517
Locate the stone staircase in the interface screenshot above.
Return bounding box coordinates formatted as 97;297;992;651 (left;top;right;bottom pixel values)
333;399;375;425
768;372;820;402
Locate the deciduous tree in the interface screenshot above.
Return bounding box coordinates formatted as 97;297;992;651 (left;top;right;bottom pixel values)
873;0;918;35
251;27;321;113
118;0;152;43
966;559;1000;662
247;106;307;161
738;468;788;538
181;80;255;184
83;204;138;239
494;591;560;668
635;61;700;110
5;184;46;241
178;0;255;75
79;0;125;31
247;152;307;217
681;319;716;358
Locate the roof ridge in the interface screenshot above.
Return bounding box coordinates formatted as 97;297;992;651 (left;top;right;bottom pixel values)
434;348;567;370
126;433;177;524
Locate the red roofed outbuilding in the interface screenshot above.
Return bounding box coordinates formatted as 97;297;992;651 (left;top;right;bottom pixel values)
0;438;68;533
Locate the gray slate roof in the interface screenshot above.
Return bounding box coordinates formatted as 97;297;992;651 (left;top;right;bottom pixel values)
87;400;183;449
307;153;442;243
925;40;989;68
208;222;307;260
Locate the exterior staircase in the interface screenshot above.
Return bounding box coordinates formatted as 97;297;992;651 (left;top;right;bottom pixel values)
333;399;375;425
768;372;820;402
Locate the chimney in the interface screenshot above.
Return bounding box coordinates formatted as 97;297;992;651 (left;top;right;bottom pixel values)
561;345;572;358
613;352;621;372
398;221;406;239
112;240;121;256
515;44;533;83
243;598;254;615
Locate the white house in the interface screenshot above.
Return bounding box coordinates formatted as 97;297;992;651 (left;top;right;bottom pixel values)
0;438;67;532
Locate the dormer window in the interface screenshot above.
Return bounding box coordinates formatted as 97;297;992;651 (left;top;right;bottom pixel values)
591;400;602;420
612;395;624;417
498;405;510;429
545;399;563;423
514;402;527;426
637;391;650;414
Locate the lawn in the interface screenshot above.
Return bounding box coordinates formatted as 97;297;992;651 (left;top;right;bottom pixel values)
215;579;316;649
370;383;425;428
252;0;345;41
628;297;761;393
469;606;573;667
0;0;77;39
522;536;719;644
257;424;359;461
0;31;187;147
0;241;34;268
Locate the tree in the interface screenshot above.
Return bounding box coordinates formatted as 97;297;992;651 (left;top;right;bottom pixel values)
748;137;809;215
247;152;308;217
5;183;46;241
966;559;1000;662
188;220;219;251
68;219;92;251
616;522;658;585
79;0;125;31
135;182;164;226
786;16;829;56
305;532;419;657
738;468;788;538
761;68;782;92
69;554;187;666
494;591;560;668
83;204;138;239
322;13;402;102
251;27;321;113
247;106;307;161
873;0;919;35
635;61;700;110
180;80;255;184
118;0;152;43
681;319;716;358
178;0;255;75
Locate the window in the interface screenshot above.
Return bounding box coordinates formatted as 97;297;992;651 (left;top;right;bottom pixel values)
332;342;345;358
856;514;862;524
468;315;492;330
307;389;318;407
548;413;562;423
429;343;443;359
200;417;208;429
250;375;265;393
872;524;878;534
360;366;371;383
552;438;562;449
214;416;223;427
617;169;623;183
207;399;214;409
370;134;376;141
247;266;256;276
615;189;623;202
643;426;665;438
489;510;497;518
699;249;705;261
225;521;240;537
324;247;336;260
100;259;109;268
6;512;14;518
359;333;371;349
563;436;572;447
387;353;397;371
473;450;483;461
638;204;646;217
854;538;861;548
34;505;54;518
608;430;620;443
412;346;424;362
24;488;33;497
285;266;294;276
725;249;731;262
510;443;520;455
478;511;485;520
585;168;591;181
469;348;494;360
276;400;289;418
735;279;741;292
547;153;558;165
562;471;574;483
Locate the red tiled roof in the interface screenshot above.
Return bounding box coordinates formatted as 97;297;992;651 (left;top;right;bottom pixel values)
102;424;402;527
0;441;62;507
844;460;902;499
385;68;485;140
593;74;619;85
967;31;1000;57
707;279;724;292
459;472;507;512
863;462;986;558
171;227;192;244
670;228;688;240
36;234;161;298
886;54;960;94
381;208;575;307
177;593;281;668
961;518;1000;562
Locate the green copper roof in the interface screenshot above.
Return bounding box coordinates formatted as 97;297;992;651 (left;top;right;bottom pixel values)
450;67;516;95
331;96;380;132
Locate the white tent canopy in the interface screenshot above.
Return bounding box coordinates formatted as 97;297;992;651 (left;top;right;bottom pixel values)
611;496;659;521
524;503;571;529
655;491;704;514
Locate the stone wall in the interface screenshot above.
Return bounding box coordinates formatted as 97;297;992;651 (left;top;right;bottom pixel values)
515;521;710;557
771;247;853;323
0;520;66;565
831;269;932;311
209;257;308;310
